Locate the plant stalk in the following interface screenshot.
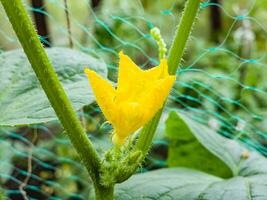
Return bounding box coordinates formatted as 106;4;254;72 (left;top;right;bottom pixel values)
168;0;201;75
0;0;101;183
95;184;114;200
136;0;201;154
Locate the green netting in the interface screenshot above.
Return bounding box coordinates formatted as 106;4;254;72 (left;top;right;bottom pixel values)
1;0;267;199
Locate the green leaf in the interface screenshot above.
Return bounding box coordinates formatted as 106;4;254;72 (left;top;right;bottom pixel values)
116;168;221;200
175;112;267;176
115;113;267;199
166;112;232;178
116;168;267;200
0;48;107;126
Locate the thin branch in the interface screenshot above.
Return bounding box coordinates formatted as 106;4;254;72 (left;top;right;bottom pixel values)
64;0;73;48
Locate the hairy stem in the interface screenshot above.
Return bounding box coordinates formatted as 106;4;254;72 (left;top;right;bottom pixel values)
0;0;101;182
136;109;162;153
168;0;201;75
136;0;201;154
95;184;114;200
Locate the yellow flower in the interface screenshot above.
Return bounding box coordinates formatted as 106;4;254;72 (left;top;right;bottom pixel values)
85;52;175;145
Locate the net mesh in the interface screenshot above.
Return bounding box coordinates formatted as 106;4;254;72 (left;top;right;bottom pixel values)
1;0;267;199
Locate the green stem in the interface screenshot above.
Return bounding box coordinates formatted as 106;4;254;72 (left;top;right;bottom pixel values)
0;0;101;182
168;0;201;75
95;184;114;200
136;109;162;153
136;0;201;153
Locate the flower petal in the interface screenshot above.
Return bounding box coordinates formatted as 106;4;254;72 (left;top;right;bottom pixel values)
116;52;169;102
112;133;127;146
113;101;143;136
143;59;169;79
140;75;176;124
116;51;144;102
84;68;116;123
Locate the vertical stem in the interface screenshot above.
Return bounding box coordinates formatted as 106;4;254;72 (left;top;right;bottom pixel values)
136;0;201;154
136;109;162;153
63;0;73;48
95;184;114;200
168;0;201;75
0;0;101;182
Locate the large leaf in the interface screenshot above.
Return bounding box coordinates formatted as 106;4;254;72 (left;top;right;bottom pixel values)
174;112;267;176
0;48;107;126
166;112;232;178
116;168;267;200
